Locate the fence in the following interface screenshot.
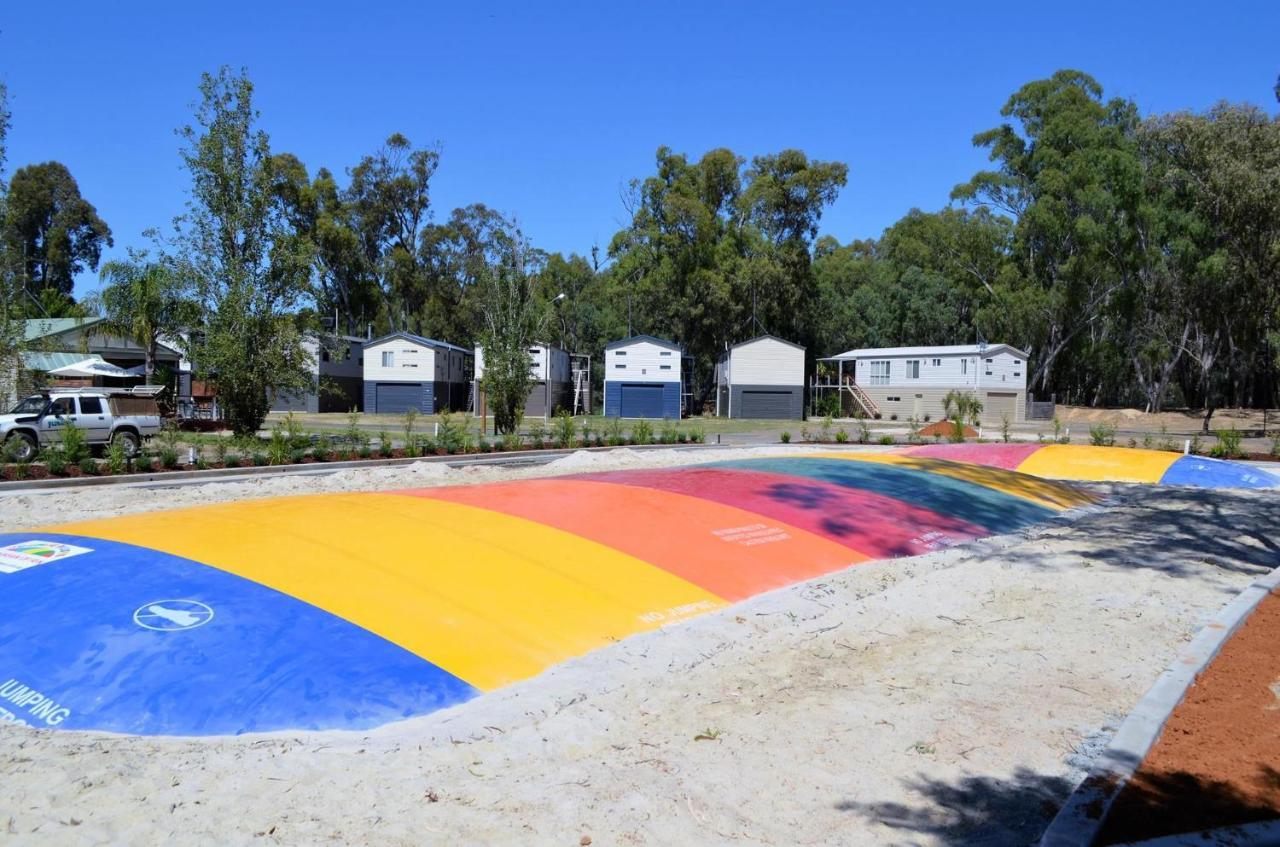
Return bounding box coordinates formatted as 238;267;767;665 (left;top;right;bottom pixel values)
1026;393;1056;421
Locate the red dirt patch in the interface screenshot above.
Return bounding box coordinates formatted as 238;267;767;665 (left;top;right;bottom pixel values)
917;420;977;439
1098;590;1280;843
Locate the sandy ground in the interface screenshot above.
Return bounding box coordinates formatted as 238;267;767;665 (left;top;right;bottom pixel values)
1;449;1277;845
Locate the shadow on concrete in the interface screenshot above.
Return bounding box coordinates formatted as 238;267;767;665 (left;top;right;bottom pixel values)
1096;765;1280;844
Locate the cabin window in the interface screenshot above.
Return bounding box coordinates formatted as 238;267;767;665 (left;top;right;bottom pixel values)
615;351;627;356
887;396;900;402
905;360;921;379
660;364;671;370
869;360;890;386
659;351;672;356
961;359;968;375
932;358;941;367
381;351;394;367
615;364;626;369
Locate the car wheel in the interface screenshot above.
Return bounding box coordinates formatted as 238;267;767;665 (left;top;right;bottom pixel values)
5;432;37;464
111;429;141;458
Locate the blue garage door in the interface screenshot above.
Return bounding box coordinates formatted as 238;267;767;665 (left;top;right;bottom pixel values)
374;383;422;414
620;383;665;418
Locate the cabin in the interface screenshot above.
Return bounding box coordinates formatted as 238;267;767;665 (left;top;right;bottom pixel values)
270;335;365;414
715;335;806;419
361;332;473;414
819;344;1029;426
603;335;683;419
473;343;572;417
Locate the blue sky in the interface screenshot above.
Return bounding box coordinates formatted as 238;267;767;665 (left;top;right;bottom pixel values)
3;1;1277;299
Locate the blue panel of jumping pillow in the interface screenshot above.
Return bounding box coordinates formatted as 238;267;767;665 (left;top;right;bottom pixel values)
1159;456;1280;489
0;533;477;736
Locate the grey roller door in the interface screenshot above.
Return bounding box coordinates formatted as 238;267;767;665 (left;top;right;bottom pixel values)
738;389;793;419
374;383;421;414
620;384;664;418
983;391;1017;426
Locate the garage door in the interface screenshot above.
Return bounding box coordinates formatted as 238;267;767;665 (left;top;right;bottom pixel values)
620;384;665;418
374;383;422;414
738;390;793;419
983;391;1018;426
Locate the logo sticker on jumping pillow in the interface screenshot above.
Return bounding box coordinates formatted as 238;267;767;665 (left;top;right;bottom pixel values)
0;540;94;574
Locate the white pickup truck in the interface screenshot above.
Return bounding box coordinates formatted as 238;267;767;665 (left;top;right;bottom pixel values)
1;387;163;463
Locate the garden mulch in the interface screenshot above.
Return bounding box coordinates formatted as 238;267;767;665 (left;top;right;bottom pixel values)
1097;589;1280;843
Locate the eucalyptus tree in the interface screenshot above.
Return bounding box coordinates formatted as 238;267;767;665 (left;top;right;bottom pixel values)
174;67;314;436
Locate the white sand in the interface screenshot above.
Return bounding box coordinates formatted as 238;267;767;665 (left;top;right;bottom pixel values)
1;450;1276;845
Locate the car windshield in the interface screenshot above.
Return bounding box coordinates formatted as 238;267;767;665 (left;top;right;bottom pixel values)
8;396;47;415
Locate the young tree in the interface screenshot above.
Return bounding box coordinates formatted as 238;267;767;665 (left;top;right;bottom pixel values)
92;250;196;382
1;161;112;307
476;217;546;434
175;67;314;436
0;81;21;407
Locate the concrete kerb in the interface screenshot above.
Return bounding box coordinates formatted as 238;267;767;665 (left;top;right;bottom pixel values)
0;443;728;495
1039;564;1280;847
1111;819;1280;847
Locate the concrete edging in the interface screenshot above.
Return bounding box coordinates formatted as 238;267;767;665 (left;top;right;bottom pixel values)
0;442;724;495
1039;566;1280;846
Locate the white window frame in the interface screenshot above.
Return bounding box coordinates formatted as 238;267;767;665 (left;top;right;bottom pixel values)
381;351;394;367
905;360;921;380
869;360;890;386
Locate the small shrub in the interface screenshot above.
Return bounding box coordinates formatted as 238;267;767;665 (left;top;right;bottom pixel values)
343;408;362;451
437;410;467;454
605;417;624;447
477;438;491;453
580;421;593;447
282;412;308;450
358;445;372;459
631;420;654;445
251;452;269;467
659;418;679;444
1141;434;1154;450
268;423;291;465
1089;423;1116;447
688;426;705;444
820;415;834;442
857;418;871;444
1052;415;1064;443
1157;423;1177;452
834;428;849;444
195;455;210;471
42;448;67;476
78;457;99;475
949;418;967;444
160;447;180;469
594;433;605;447
501;432;523;453
1000;413;1011;444
213;439;229;465
906;416;922;445
878;434;894;445
402;408;418;452
799;425;812;443
780;431;791;444
527;419;547;449
1209;426;1244;459
60;421;90;464
888;413;898;422
1271;433;1280;458
379;430;393;456
105;439;128;475
553;410;577;448
1189;434;1203;455
291;448;307;464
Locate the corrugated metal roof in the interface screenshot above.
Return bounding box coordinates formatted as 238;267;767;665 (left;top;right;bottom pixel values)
828;343;1027;360
23;317;104;342
605;334;682;352
365;331;472;356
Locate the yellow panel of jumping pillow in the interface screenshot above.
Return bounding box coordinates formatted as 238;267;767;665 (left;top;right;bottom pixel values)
42;493;726;691
806;451;1097;510
1015;444;1180;484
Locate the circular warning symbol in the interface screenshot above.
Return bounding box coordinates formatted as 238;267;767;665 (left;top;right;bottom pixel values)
132;600;215;632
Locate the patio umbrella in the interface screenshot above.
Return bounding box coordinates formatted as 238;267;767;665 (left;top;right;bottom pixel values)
47;358;139;379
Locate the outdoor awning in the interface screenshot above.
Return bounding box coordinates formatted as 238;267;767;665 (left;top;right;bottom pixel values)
47;358;142;379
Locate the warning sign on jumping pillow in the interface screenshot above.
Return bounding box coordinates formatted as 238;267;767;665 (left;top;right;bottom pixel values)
0;540;93;574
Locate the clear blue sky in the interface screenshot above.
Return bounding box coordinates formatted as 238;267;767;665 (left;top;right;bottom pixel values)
3;1;1278;299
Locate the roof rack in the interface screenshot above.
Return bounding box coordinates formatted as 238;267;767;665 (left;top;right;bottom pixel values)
38;385;166;397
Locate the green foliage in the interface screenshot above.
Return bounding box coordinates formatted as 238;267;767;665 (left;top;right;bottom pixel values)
524;419;545;449
93;252;195;382
553;410;577;448
878;434;894;445
105;439;128;475
1189;434;1203;455
856;418;871;444
687;425;705;444
630;420;653;445
213;438;229;465
834;428;849;444
906;416;922;445
251;452;268;467
1209;427;1244;459
402;408;418;453
175;67;314;437
342;409;362;450
437;410;467;454
159;446;180;469
41;447;67;475
1000;414;1011;444
779;430;791;444
1270;433;1280;458
58;420;90;464
501;431;523;453
658;418;679;444
3;160;112;301
78;457;99;475
267;422;291;465
1089;423;1116;447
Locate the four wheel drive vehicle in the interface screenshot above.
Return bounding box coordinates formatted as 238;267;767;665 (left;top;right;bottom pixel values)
1;387;164;463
